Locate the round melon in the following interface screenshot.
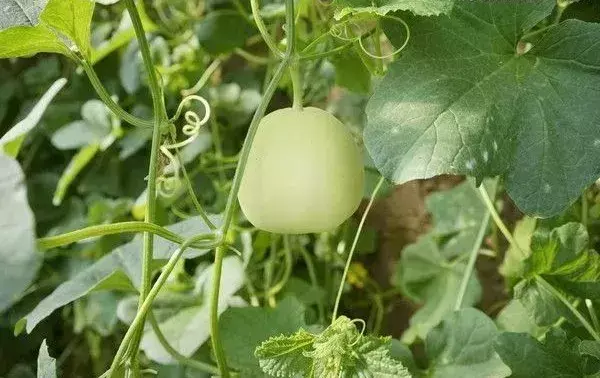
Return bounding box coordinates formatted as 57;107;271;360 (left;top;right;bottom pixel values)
238;107;364;234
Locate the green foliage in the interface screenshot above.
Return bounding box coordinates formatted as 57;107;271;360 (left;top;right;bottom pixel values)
0;0;95;59
1;0;600;376
366;0;600;217
0;153;41;313
16;215;221;335
425;309;510;378
195;11;255;55
255;316;410;377
495;329;588;378
140;257;245;363
513;223;600;326
0;78;67;157
395;181;487;342
220;297;308;376
37;340;57;378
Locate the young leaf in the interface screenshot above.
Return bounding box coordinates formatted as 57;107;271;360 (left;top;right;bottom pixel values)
0;153;41;313
495;329;586;378
17;215;222;334
333;0;454;19
365;0;600;217
426;308;510;378
255;329;315;377
37;340;57;378
255;316;411;377
0;78;68;157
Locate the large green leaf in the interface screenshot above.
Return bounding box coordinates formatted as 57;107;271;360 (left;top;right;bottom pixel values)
495;329;586;378
17;215;221;334
0;153;41;313
425;308;510;378
333;0;454;19
365;0;600;217
140;257;245;363
220;297;307;376
0;0;94;59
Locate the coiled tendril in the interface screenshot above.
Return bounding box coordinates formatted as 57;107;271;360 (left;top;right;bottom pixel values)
330;14;411;60
157;95;211;197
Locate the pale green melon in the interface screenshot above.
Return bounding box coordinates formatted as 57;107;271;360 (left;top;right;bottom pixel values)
238;107;364;234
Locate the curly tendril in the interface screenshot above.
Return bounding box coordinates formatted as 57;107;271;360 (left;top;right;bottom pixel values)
349;318;367;346
330;14;411;60
157;95;211;197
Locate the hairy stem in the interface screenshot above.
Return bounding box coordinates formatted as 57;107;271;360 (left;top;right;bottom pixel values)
250;0;283;58
332;176;385;321
38;222;183;249
123;0;169;371
478;184;526;259
210;246;230;377
454;183;492;311
80;59;153;128
289;61;303;110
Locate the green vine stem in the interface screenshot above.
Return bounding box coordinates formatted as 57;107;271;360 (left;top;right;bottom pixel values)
210;245;230;377
454;183;492;311
586;299;600;332
332;176;385;321
79;59;153;129
106;234;216;377
38;222;185;250
123;0;171;369
478;184;527;259
535;275;600;341
289;61;303;110
148;312;220;375
250;0;283;58
181;58;221;96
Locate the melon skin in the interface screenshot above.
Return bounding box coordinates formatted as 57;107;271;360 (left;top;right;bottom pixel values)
238;107;364;234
